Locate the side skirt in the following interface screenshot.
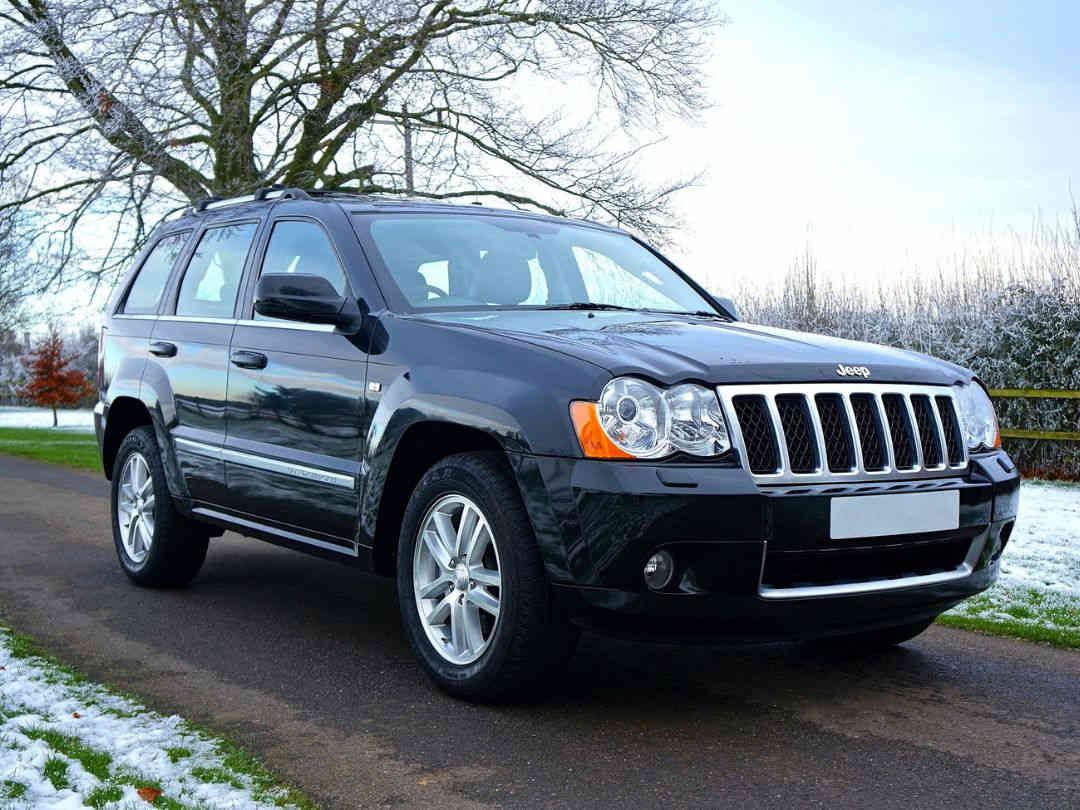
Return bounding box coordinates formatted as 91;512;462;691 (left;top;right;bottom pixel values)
190;505;376;570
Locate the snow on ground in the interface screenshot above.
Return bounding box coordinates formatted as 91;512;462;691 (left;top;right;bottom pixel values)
947;479;1080;635
996;480;1080;597
0;629;297;810
0;407;94;431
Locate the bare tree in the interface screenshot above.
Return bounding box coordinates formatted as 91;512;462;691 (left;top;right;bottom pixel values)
0;0;722;284
0;210;36;330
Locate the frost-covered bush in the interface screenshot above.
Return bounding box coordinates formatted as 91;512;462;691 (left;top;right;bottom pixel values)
735;223;1080;479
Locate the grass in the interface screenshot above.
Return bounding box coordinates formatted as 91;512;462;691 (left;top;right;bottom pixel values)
43;756;70;791
165;746;193;763
22;727;112;780
200;734;320;810
3;779;27;799
0;426;100;471
85;784;123;808
1;626;320;809
190;765;243;790
939;585;1080;649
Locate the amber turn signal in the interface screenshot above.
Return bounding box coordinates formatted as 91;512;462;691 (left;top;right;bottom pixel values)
570;401;634;459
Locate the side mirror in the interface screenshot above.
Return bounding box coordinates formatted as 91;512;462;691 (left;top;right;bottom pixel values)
254;274;357;327
712;295;738;320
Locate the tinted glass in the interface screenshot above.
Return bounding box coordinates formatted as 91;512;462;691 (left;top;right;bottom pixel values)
176;223;258;318
254;220;347;320
361;214;712;313
122;232;189;314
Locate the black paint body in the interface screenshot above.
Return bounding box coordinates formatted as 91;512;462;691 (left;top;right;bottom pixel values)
94;195;1021;642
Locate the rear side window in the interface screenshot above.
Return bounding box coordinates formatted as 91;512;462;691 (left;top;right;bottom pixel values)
176;223;258;318
121;232;189;314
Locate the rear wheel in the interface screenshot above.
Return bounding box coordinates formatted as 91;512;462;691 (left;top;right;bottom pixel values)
111;426;209;587
397;452;578;701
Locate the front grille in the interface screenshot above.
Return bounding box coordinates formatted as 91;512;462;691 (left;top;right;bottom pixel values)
815;394;855;472
776;394;818;473
911;395;943;467
732;395;779;474
882;394;917;469
851;393;887;471
936;395;965;465
718;383;969;483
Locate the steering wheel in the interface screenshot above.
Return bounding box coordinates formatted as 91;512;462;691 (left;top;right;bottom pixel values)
425;285;447;299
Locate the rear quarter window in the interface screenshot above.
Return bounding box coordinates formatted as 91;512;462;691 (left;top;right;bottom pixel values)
120;232;190;314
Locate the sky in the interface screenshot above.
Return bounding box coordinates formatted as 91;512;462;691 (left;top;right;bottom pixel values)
29;0;1080;327
658;0;1080;295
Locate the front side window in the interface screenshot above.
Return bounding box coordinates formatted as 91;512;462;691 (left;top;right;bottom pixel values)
176;223;258;318
121;232;189;314
254;220;347;320
358;214;713;314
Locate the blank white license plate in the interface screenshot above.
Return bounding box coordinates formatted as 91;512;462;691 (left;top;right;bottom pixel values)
830;490;959;540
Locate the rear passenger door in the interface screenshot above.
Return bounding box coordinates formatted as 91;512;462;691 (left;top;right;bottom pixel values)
221;215;366;550
147;220;259;505
108;231;192;401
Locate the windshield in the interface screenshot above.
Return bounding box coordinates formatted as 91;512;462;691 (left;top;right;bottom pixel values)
355;213;715;314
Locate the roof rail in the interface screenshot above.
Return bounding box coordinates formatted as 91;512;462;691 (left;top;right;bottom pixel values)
191;186;311;213
254;184;311;201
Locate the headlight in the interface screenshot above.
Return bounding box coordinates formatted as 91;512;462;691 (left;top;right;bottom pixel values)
955;381;1000;451
570;377;731;459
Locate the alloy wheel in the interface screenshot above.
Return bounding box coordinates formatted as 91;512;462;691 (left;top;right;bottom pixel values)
117;451;155;565
412;494;502;665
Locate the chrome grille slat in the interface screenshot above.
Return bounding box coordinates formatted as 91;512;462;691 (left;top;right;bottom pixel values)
717;383;969;484
839;393;868;474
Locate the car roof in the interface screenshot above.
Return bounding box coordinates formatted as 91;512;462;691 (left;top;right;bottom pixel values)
154;187;624;238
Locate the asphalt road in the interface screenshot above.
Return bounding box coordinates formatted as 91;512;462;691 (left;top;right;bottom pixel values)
0;455;1077;809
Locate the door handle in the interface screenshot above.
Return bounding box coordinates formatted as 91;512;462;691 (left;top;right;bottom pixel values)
149;341;177;357
230;350;268;369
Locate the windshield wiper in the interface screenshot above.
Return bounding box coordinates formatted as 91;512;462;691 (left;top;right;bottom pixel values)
635;307;731;321
683;310;732;320
536;302;639;312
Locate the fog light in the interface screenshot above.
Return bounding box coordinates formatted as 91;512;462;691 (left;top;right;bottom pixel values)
643;550;675;590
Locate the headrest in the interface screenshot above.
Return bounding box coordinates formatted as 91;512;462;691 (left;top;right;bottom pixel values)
472;247;533;304
393;268;429;304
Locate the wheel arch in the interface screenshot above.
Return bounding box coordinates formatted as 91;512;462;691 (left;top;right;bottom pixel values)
101;396;153;479
368;420;510;577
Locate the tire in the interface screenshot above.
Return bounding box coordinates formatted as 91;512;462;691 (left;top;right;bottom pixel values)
815;617;936;651
111;426;209;587
396;452;578;701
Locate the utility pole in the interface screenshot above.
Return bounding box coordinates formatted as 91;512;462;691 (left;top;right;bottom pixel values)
402;104;415;195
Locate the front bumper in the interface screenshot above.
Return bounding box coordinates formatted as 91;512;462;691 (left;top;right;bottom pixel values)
511;450;1020;642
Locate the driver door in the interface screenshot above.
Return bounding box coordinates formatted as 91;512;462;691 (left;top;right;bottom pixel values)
221;216;366;551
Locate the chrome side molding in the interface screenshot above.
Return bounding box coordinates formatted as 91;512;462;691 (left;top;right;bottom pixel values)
173;437;355;490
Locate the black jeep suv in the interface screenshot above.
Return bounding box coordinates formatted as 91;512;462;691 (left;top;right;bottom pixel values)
94;187;1019;699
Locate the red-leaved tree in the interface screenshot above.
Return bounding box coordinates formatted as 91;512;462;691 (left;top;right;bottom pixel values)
19;327;93;427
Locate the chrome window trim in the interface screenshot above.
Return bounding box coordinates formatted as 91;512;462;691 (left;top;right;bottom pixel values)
717;382;969;485
112;314;336;333
174;437;354;489
758;528;986;600
159;314;237;325
236;318;337;333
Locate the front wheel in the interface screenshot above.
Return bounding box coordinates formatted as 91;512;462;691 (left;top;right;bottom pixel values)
396;452;578;701
111;426;209;587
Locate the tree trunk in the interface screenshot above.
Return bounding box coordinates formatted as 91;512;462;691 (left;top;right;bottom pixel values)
52;406;57;427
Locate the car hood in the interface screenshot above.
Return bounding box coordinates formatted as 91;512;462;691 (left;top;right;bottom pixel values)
414;310;970;386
